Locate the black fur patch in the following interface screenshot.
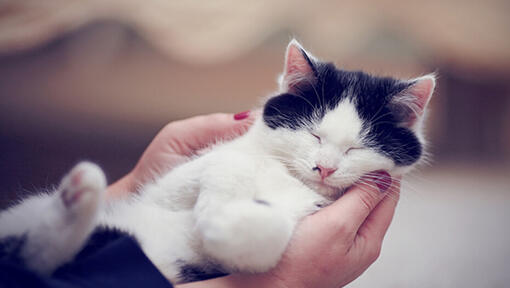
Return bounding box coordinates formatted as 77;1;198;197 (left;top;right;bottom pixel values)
176;260;228;283
0;234;27;266
263;61;421;166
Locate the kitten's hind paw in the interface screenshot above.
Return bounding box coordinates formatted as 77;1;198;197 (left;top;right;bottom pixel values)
18;162;107;275
59;162;106;214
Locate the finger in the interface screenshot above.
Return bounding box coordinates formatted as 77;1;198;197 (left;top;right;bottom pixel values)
357;176;401;242
163;111;257;155
319;171;393;237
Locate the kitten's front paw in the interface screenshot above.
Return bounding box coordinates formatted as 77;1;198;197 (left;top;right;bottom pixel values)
59;162;106;214
197;200;293;272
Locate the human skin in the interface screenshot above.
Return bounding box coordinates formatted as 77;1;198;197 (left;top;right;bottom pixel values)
107;112;401;288
107;112;256;198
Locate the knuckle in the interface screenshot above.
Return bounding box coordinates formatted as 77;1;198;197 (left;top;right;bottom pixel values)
160;123;176;138
208;113;229;122
163;122;177;130
389;189;401;201
162;121;175;131
367;243;382;263
356;191;379;212
334;221;350;236
333;222;357;245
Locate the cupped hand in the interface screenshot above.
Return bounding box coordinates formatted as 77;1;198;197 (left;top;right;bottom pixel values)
107;111;255;198
179;174;401;288
261;173;401;288
107;111;401;288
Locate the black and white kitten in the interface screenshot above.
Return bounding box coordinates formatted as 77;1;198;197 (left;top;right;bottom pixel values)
0;40;435;283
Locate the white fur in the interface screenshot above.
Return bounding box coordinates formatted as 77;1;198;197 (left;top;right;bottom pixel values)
0;102;416;283
0;40;434;283
95;98;402;282
0;99;398;282
0;162;105;274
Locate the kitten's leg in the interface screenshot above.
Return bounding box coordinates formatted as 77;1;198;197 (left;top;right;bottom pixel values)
0;162;106;274
195;196;294;273
191;153;327;273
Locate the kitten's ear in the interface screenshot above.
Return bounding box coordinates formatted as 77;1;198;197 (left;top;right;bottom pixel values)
390;74;436;128
279;39;317;92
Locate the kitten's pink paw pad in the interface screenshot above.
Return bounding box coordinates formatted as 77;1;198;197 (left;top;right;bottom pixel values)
61;187;85;208
71;170;85;186
59;162;106;209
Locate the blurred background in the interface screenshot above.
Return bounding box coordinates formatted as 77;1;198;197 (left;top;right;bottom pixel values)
0;1;509;287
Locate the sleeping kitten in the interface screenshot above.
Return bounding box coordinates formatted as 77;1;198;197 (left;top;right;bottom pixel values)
0;39;436;283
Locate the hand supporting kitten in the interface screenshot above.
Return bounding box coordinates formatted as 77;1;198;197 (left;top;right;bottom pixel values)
107;112;256;198
106;112;400;288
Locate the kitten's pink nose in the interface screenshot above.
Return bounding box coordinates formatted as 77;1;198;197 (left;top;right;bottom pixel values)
316;165;337;179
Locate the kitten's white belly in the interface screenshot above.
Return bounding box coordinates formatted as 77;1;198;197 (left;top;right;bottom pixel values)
99;139;325;281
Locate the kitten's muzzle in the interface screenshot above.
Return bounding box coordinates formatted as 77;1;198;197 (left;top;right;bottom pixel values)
313;165;337;180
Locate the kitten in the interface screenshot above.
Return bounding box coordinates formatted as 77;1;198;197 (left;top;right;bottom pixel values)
0;39;435;283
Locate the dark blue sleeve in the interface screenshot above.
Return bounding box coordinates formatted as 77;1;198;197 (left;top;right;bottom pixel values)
0;229;173;288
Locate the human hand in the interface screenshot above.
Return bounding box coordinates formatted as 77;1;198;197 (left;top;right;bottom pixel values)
178;172;400;288
262;172;400;288
108;110;400;288
107;111;255;198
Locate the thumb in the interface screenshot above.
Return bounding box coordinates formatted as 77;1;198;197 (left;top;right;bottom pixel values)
319;171;392;237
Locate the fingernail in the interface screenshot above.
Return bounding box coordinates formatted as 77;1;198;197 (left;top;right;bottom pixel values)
234;110;250;120
371;171;392;193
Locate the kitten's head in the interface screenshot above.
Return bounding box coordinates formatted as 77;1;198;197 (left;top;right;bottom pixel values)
262;39;435;196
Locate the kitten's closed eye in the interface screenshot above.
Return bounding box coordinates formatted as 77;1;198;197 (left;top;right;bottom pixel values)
345;147;364;154
310;132;321;143
309;131;362;155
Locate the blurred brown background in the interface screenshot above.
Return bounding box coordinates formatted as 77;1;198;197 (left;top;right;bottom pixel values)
0;1;509;287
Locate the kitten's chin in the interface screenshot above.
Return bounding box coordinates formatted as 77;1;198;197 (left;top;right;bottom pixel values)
304;180;346;200
288;169;347;199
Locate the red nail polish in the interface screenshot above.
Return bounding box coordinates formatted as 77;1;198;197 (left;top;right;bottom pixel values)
234;110;250;120
372;171;392;193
